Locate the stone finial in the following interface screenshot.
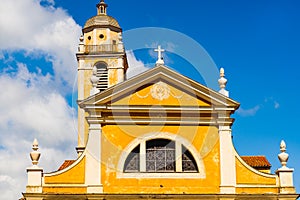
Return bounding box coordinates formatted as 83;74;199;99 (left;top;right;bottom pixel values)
79;35;84;43
90;66;100;95
78;35;84;53
276;140;295;193
218;67;229;97
27;139;43;193
30;139;41;167
154;45;165;65
278;140;289;168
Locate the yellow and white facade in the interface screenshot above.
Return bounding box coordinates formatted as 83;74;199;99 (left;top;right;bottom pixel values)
22;1;298;199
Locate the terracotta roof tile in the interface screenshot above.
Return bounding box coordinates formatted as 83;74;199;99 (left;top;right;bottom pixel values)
241;156;271;168
58;160;76;171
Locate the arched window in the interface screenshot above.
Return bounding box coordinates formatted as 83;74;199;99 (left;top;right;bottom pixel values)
124;145;140;172
182;145;198;172
95;62;108;91
124;139;198;173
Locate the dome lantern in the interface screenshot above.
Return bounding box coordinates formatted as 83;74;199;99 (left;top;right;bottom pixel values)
97;0;108;15
83;0;121;33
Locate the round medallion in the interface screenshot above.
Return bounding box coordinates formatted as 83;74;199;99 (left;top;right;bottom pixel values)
151;82;170;101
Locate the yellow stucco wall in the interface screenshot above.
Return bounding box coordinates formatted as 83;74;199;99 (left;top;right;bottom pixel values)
236;187;279;194
44;156;86;184
235;157;277;186
84;29;119;46
43;187;87;194
71;62;282;195
112;83;210;107
79;57;123;144
101;125;221;194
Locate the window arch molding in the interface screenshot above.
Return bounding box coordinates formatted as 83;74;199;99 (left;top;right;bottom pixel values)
117;132;206;179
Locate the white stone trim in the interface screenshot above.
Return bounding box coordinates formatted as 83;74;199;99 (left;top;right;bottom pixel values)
117;132;205;179
117;172;204;179
43;153;85;177
44;124;104;193
236;184;279;188
85;124;103;193
26;167;43;192
87;119;230;126
92;72;235;107
86;105;235;112
43;184;87;187
175;140;182;172
93;29;97;46
94;106;216;112
78;108;86;147
77;60;85;100
219;125;236;194
106;28;110;42
235;152;278;179
276;167;294;187
140;141;146;172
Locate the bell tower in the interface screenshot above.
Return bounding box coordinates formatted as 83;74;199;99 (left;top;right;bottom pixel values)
76;0;128;152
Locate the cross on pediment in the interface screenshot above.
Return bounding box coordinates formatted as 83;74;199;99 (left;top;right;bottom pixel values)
154;45;165;65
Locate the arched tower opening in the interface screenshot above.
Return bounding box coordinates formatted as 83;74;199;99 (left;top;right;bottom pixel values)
95;62;108;92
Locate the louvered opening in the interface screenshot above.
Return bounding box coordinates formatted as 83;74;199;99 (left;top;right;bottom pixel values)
95;63;108;91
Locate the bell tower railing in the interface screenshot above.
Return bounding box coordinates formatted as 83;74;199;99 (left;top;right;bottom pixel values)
84;44;118;54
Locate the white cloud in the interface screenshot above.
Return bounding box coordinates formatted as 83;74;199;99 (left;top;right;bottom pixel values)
0;52;4;60
146;42;177;52
146;42;176;66
0;0;81;88
265;97;280;110
274;101;280;109
0;1;82;199
0;64;77;200
236;105;260;117
126;50;150;78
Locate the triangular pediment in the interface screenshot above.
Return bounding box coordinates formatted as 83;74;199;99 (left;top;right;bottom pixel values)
79;65;239;110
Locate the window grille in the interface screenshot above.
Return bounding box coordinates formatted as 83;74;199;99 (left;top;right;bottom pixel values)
124;145;140;172
123;139;198;173
182;146;198;172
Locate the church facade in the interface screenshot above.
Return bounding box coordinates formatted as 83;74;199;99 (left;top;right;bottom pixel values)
22;1;298;199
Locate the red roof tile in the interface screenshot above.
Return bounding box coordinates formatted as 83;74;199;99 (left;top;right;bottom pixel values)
241;156;271;168
58;160;76;171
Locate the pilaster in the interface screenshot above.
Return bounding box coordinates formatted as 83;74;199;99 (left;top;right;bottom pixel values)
26;167;43;193
219;125;236;194
85;123;103;193
277;167;296;194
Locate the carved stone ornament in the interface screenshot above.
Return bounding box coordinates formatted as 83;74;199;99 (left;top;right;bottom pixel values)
151;82;170;100
278;140;289;168
30;139;41;166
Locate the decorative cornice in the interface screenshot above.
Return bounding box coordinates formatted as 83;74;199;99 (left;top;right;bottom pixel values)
78;65;240;109
22;193;300;199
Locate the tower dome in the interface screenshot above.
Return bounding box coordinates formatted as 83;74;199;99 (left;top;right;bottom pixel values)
83;0;122;33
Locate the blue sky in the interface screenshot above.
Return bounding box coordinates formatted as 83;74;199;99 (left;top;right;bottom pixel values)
62;0;300;182
0;0;300;199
